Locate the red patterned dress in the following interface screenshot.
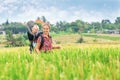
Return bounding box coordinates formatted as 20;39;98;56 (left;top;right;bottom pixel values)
37;34;52;52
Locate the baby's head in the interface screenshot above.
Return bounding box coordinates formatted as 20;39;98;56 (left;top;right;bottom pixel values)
27;21;40;34
32;24;39;34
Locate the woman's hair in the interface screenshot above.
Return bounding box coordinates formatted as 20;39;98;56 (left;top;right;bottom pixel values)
42;22;50;29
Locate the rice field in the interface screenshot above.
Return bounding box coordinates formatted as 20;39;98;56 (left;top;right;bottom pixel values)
0;44;120;80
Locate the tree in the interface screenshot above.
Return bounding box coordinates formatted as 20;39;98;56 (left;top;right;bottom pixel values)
6;30;15;47
3;22;27;34
6;31;26;47
55;21;66;31
41;16;47;22
102;19;111;24
70;22;78;32
91;22;102;32
115;17;120;24
101;19;111;30
5;19;9;25
76;20;84;33
106;24;116;30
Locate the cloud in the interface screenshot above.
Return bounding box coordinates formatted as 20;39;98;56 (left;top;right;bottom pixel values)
3;6;120;24
0;5;8;13
0;0;120;24
3;0;17;4
0;0;18;14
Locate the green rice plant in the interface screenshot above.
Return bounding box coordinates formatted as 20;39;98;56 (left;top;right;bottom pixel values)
0;44;120;80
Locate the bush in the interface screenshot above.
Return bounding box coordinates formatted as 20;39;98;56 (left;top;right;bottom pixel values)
56;41;61;44
93;38;98;42
77;37;84;43
77;34;84;43
6;32;28;47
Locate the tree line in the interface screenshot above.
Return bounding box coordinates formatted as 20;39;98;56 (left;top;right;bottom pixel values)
1;16;120;34
51;17;120;33
0;16;120;47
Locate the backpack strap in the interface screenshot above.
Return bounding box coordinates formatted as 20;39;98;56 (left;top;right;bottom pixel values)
39;35;44;50
39;35;52;50
27;31;35;54
27;31;35;41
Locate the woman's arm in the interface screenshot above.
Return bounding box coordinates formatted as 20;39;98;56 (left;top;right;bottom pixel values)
51;40;61;49
52;45;61;49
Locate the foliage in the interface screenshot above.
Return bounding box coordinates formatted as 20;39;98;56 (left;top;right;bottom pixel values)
1;16;120;35
77;37;84;43
6;32;28;47
0;45;120;80
115;17;120;24
3;22;27;34
77;34;84;43
83;33;120;41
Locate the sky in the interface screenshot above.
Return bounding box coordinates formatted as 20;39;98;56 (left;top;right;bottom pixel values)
0;0;120;24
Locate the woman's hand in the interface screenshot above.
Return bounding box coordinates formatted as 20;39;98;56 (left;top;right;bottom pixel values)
52;45;61;49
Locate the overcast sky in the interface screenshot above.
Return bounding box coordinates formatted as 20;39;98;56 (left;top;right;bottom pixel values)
0;0;120;24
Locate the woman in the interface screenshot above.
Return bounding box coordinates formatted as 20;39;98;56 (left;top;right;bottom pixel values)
35;23;60;53
27;21;40;54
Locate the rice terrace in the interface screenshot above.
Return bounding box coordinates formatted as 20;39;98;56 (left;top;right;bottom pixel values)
0;0;120;80
0;33;120;80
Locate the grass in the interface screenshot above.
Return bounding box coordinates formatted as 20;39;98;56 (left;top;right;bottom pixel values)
52;33;120;44
83;33;120;41
0;44;120;80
